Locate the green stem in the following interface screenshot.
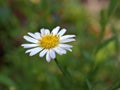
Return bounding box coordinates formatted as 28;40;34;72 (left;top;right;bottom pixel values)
54;58;72;81
108;0;120;21
54;58;75;86
54;58;66;77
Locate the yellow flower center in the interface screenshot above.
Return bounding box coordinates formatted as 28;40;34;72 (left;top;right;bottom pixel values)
39;34;59;49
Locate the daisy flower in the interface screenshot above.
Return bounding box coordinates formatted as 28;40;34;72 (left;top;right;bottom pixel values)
21;26;76;62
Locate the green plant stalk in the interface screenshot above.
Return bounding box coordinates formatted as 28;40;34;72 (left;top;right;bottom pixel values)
54;58;70;79
108;0;120;21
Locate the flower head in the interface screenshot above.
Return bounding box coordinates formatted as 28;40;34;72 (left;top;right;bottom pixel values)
21;26;76;62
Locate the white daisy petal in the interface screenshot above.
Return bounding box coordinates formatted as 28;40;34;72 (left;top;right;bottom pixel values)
66;48;72;52
25;47;43;56
21;44;38;48
39;49;48;57
46;51;51;62
23;36;38;43
30;48;43;56
53;47;66;55
52;26;60;34
59;44;73;48
45;29;50;34
28;32;37;39
58;28;67;36
60;35;76;40
49;49;56;59
59;44;72;52
40;28;45;35
62;47;72;52
60;39;76;43
35;32;41;39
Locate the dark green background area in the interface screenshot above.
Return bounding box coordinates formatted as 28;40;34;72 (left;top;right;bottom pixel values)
0;0;120;90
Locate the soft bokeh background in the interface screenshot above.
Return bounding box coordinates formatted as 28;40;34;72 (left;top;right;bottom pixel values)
0;0;120;90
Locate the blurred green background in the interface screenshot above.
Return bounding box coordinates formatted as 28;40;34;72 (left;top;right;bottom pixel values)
0;0;120;90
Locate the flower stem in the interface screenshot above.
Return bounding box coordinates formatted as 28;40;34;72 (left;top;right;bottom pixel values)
54;58;65;75
54;58;68;78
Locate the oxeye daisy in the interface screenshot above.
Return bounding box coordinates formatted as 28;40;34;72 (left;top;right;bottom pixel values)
21;26;76;62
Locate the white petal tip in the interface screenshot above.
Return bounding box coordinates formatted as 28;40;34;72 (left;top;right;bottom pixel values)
23;36;26;39
29;54;34;56
39;54;44;57
73;39;76;41
46;59;51;62
72;35;76;37
27;32;31;34
21;44;24;46
25;51;29;53
69;49;72;52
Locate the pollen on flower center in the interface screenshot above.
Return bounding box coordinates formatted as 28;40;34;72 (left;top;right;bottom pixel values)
39;34;59;49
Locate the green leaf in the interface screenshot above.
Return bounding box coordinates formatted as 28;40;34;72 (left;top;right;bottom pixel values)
99;9;107;33
95;36;115;54
0;74;15;87
107;81;120;90
108;0;120;17
86;79;92;90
